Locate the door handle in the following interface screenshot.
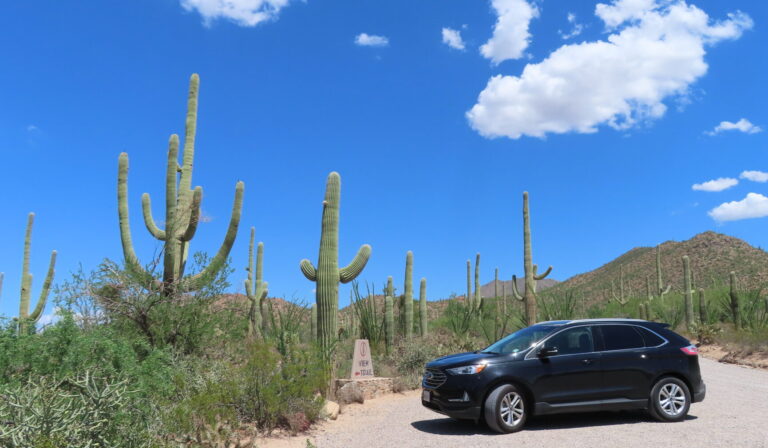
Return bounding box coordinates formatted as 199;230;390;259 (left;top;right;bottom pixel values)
582;359;593;365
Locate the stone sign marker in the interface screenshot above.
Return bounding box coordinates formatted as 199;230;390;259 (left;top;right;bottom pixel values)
350;339;374;379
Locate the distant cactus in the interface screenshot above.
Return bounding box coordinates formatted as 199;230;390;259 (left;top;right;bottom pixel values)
0;272;3;302
638;303;646;320
17;213;57;334
682;256;695;330
245;228;268;338
729;271;741;329
511;192;552;326
385;295;394;354
698;288;707;324
474;253;482;311
300;172;372;354
611;265;629;305
466;259;471;307
311;303;317;342
404;251;414;339
654;245;672;300
117;74;244;296
419;278;427;337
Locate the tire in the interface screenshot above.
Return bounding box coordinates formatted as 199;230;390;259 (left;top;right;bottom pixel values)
649;377;691;422
483;384;528;433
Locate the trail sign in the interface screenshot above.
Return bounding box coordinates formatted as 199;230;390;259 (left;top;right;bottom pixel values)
351;339;375;379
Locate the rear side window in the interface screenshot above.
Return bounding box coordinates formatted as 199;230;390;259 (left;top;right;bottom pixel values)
637;327;666;347
600;325;644;351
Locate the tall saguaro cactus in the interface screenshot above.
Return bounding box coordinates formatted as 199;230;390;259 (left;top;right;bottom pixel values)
511;192;552;326
245;228;268;338
385;295;394;354
17;213;57;334
419;278;427;337
386;276;394;298
474;253;482;311
611;265;629;305
682;256;695;330
729;271;741;329
654;245;671;300
404;251;414;339
117;74;244;295
300;172;372;355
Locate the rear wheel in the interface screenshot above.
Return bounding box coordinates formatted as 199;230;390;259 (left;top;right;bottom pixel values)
483;384;527;433
649;377;690;422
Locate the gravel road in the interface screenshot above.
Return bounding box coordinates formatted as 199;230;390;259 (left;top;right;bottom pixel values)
312;358;768;448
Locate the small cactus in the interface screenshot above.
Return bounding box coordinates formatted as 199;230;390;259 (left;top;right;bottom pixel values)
419;278;427;337
385;295;394;354
245;227;268;338
17;213;57;334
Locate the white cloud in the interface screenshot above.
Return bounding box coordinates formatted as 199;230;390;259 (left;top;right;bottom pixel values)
559;12;584;40
26;124;39;132
706;118;762;135
467;1;752;139
480;0;539;64
691;177;738;192
709;193;768;222
180;0;292;27
442;27;466;50
740;170;768;183
354;33;389;47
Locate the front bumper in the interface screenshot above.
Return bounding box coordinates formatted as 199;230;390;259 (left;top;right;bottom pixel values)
422;397;481;419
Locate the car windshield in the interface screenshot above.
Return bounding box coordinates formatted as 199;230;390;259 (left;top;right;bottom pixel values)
481;324;561;354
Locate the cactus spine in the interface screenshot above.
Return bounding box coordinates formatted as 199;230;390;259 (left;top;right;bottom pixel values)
654;245;671;300
698;288;707;324
245;228;268;338
404;251;414;339
117;74;244;295
18;213;57;334
474;253;482;311
300;172;372;355
611;265;629;305
385;295;394;354
729;271;741;329
682;256;695;330
511;192;552;326
466;260;471;307
419;278;427;337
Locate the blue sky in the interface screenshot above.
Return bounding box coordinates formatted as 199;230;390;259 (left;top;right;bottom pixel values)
0;0;766;319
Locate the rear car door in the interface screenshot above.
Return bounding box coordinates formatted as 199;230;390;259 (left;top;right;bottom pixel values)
596;324;655;404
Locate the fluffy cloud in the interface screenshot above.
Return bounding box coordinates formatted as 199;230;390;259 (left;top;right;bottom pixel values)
691;177;738;192
709;193;768;222
706;118;762;135
467;0;752;139
480;0;539;64
354;33;389;47
180;0;291;27
740;170;768;183
559;13;584;40
442;27;466;50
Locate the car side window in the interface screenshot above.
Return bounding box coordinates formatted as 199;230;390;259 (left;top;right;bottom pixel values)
544;327;594;355
600;325;644;351
637;326;666;347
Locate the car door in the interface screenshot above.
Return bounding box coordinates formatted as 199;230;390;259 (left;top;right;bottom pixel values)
596;324;655;403
529;325;603;408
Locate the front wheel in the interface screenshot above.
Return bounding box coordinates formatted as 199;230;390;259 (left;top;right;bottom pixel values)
649;377;691;422
483;384;527;433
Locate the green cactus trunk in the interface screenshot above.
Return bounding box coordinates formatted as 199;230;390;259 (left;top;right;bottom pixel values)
311;303;318;342
419;278;427;337
17;213;56;335
466;259;472;308
729;271;741;329
245;227;268;338
655;245;671;300
385;295;394;354
698;289;707;324
474;253;482;312
300;172;372;357
511;192;552;326
638;303;645;320
117;74;244;296
404;251;414;339
682;256;695;330
611;265;629;305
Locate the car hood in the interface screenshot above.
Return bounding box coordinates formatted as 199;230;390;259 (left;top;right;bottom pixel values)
426;351;503;369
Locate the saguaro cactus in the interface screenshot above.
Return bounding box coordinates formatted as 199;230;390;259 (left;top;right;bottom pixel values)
419;278;427;337
300;172;372;354
654;245;671;300
729;271;741;329
611;265;629;305
511;192;552;326
117;74;244;295
17;213;57;334
245;228;268;338
385;295;394;354
682;256;695;330
698;289;707;324
474;253;482;311
386;276;394;298
404;251;414;339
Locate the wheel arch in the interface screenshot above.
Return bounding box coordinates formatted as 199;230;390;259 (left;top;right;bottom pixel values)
480;376;536;416
651;371;693;396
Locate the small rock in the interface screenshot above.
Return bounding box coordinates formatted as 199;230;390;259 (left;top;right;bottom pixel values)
323;400;340;420
337;381;365;405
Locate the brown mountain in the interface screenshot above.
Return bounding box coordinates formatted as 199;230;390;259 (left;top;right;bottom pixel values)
546;231;768;305
478;278;559;299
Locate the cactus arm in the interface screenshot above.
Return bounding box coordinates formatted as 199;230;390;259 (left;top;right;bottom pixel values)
300;259;317;281
182;181;244;292
178;74;199;194
180;187;203;242
511;275;523;301
140;194;166;240
29;250;56;322
533;265;553;281
339;244;372;283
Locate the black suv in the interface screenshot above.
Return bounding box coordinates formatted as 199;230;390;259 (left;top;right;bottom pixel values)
421;319;706;433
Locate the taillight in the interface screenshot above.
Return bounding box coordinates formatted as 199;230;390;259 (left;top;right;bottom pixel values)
680;345;698;356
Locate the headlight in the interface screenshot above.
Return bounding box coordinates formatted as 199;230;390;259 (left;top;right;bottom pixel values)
446;364;487;375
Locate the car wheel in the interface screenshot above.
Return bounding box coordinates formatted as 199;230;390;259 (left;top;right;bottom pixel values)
483;384;527;433
649;377;691;422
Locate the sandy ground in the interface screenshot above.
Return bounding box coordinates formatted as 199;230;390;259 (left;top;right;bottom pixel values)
258;358;768;448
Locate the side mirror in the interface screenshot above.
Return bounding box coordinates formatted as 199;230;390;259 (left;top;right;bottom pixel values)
538;347;558;358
